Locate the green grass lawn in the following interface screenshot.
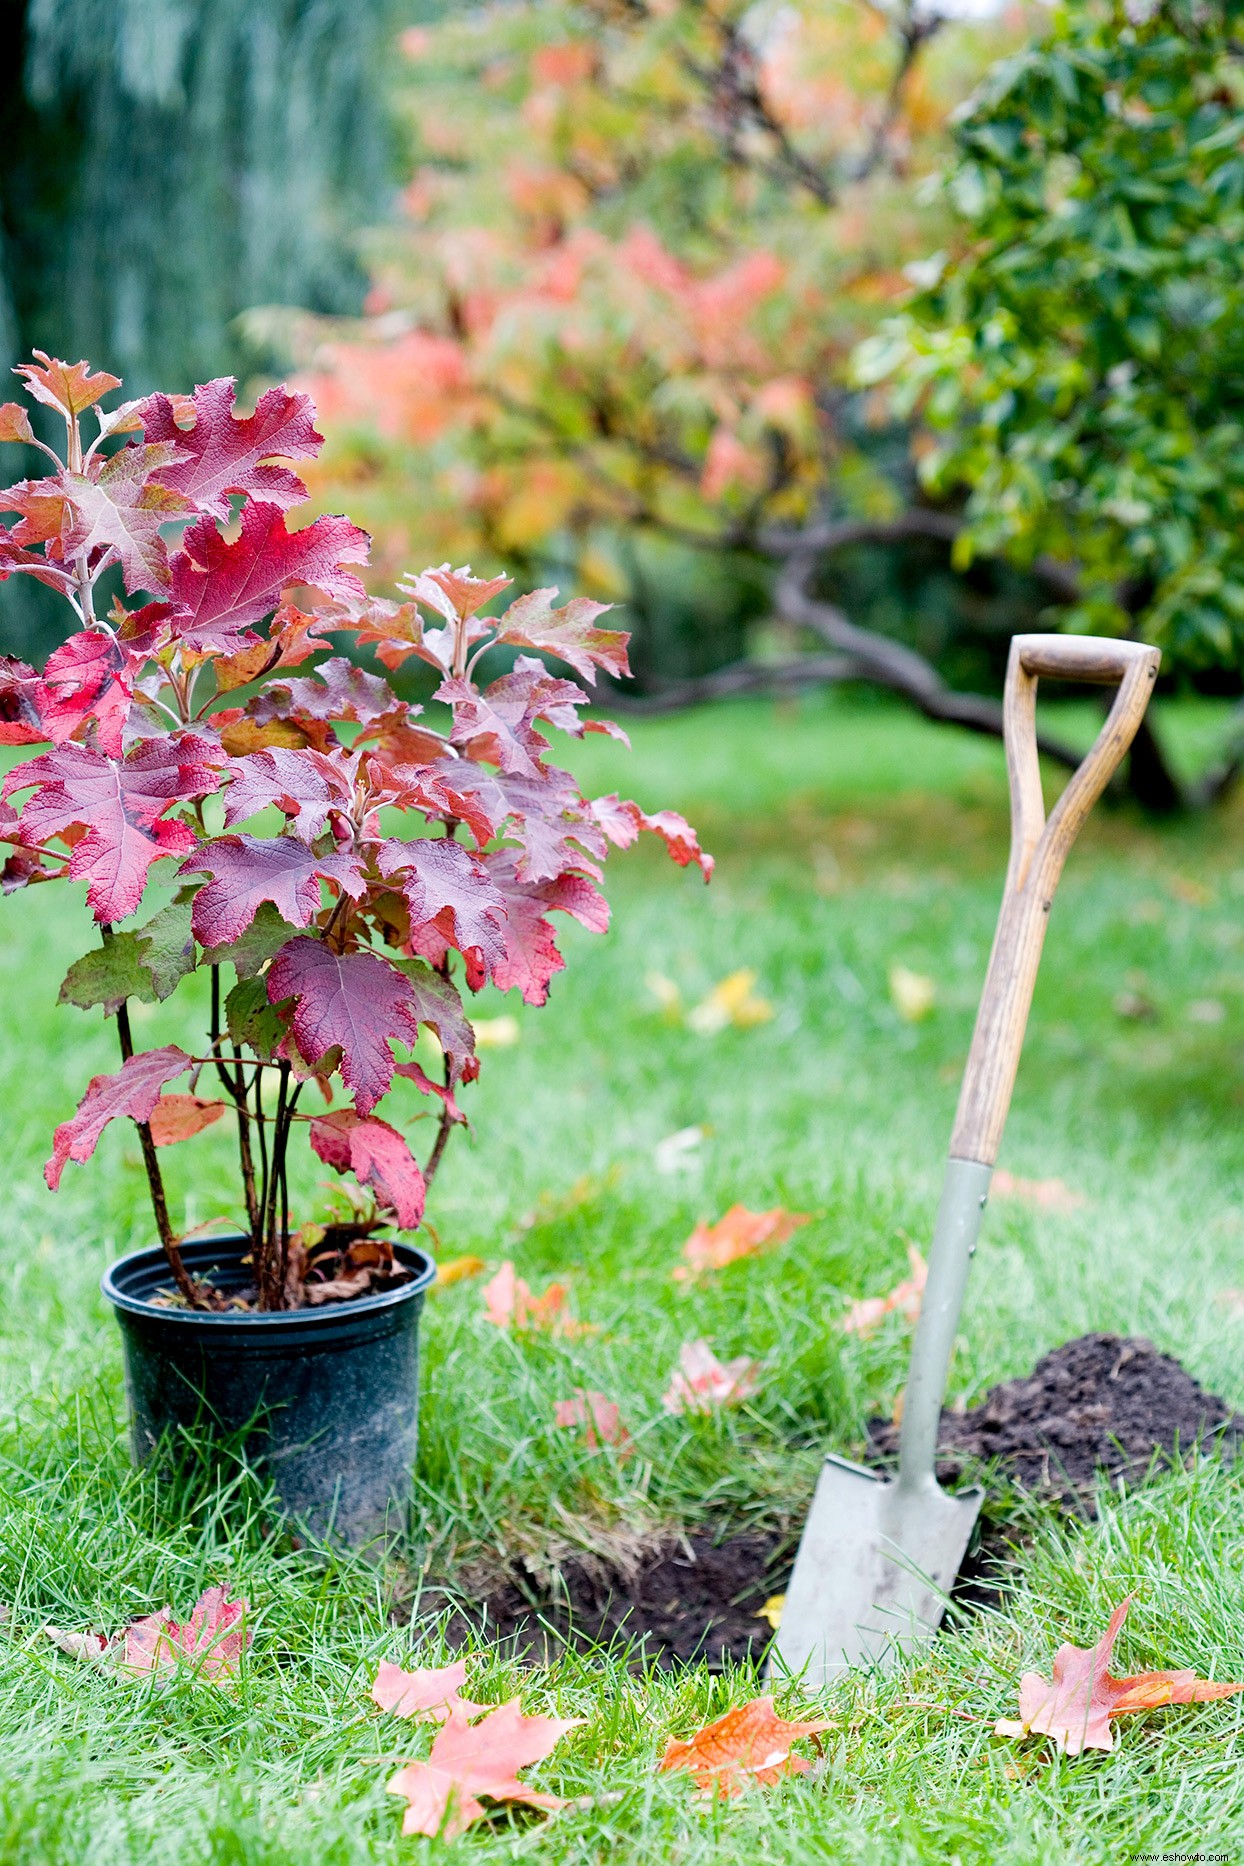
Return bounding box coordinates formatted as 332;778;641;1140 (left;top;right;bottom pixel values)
2;691;1244;1862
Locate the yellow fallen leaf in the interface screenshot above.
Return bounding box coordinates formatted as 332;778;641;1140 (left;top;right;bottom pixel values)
688;968;774;1034
435;1255;486;1288
474;1015;521;1049
758;1594;785;1632
646;972;684;1019
889;964;936;1023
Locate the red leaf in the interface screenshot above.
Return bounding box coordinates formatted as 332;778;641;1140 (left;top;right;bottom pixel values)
15;351;121;417
248;655;400;731
485;854;609;1006
0;527;75;596
184;835;366;946
372;1657;486;1723
148;1094;228;1147
124;1586;250;1683
267;937;421;1114
377;763;507;848
46;1044;192;1188
591;793;713;878
37;630;140;756
553;1388;631;1454
996;1598;1244;1756
393;1058;465;1124
398;960;478;1085
494;587;628;684
437;659;591;777
494;768;607;884
6;735;219;922
169;503;369;653
386;1698;580;1840
662;1340;761;1413
140;377;323;519
309;1109;426;1226
60;446;188;594
660;1695;829;1797
674;1205;811;1281
223;746;356;841
377;836;508;975
482;1260;570;1331
406;563;512;622
0;654;47;744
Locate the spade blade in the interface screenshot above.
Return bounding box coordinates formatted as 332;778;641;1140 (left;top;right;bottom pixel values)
771;1453;983;1687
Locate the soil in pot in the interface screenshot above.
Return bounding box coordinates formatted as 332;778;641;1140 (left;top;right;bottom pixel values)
865;1332;1244;1514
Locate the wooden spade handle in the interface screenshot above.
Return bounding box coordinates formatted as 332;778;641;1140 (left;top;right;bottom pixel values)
949;633;1160;1165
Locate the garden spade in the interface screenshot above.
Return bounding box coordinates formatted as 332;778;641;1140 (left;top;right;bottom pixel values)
774;633;1160;1687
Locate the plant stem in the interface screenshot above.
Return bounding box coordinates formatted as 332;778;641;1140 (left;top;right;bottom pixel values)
253;1062;269;1290
209;965;259;1242
260;1060;291;1310
102;927;202;1308
422;1053;457;1191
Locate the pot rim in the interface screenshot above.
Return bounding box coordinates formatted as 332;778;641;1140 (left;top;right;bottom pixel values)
101;1234;437;1328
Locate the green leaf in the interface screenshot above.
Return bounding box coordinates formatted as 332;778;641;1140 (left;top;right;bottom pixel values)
134;888;198;1000
225;976;286;1059
202;902;303;980
59;936;158;1016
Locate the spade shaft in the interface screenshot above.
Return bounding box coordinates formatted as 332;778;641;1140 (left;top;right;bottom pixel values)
775;633;1160;1686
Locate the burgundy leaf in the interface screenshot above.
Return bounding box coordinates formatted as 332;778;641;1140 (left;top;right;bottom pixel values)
267;937;421;1114
397;959;479;1085
60;446;188;594
376;763;506;848
309;1109;426;1227
393;1058;465;1124
496;769;607;884
169;504;369;654
140;377;323;519
6;735;219;922
377;837;508;976
484;854;609;1006
223;746;357;841
494;588;629;684
435;658;593;778
46;1044;192;1189
248;655;400;731
591;793;714;879
183;834;366;947
0;655;47;745
37;630;141;756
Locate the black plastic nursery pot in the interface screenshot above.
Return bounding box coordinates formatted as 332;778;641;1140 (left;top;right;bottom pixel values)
102;1235;436;1546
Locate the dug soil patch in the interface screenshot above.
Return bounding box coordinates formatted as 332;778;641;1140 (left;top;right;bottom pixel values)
867;1332;1243;1512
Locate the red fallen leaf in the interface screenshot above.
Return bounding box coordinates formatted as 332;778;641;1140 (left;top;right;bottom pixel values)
995;1598;1244;1756
371;1656;486;1722
149;1094;228;1147
386;1698;581;1840
673;1204;810;1281
659;1695;830;1797
662;1339;761;1413
553;1388;631;1455
483;1260;569;1332
124;1586;250;1683
992;1170;1087;1214
15;351;122;417
46;1044;192;1189
841;1244;927;1337
309;1109;426;1227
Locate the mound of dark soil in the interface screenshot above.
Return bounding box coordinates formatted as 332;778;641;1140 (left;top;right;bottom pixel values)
866;1332;1243;1512
442;1529;792;1671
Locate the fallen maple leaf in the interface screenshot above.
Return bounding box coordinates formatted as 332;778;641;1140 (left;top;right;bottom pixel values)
44;1586;250;1684
673;1203;810;1281
654;1124;707;1174
372;1656;485;1723
481;1260;595;1336
994;1598;1244;1756
687;967;773;1034
553;1388;631;1455
662;1339;761;1413
435;1254;487;1287
889;963;936;1023
387;1698;582;1840
659;1695;829;1797
841;1243;927;1337
991;1170;1087;1214
757;1595;785;1633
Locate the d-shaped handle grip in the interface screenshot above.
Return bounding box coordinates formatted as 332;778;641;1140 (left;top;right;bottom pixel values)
949;633;1160;1165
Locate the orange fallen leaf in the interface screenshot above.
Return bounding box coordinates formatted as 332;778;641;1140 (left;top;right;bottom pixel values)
483;1260;567;1329
659;1694;829;1797
387;1698;582;1839
673;1204;810;1281
553;1388;632;1455
841;1244;927;1337
371;1657;485;1723
994;1598;1244;1756
435;1254;487;1287
662;1339;760;1413
46;1586;251;1683
148;1094;228;1147
992;1170;1086;1214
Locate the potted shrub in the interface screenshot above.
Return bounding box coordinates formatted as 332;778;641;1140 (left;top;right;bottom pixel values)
0;353;710;1541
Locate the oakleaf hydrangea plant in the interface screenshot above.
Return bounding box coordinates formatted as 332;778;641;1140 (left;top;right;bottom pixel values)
0;354;710;1309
